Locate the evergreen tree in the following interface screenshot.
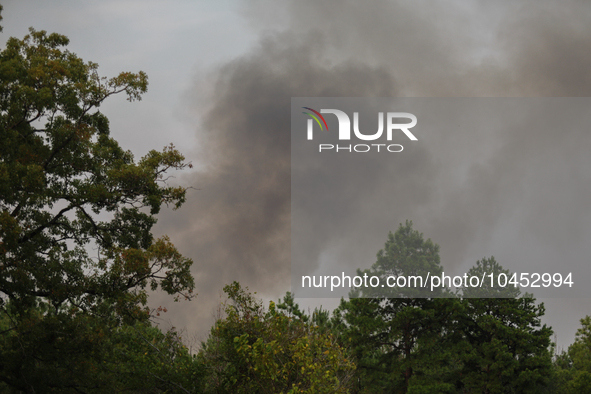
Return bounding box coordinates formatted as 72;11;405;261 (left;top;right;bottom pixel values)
336;224;554;393
564;316;591;393
336;221;460;393
457;258;553;393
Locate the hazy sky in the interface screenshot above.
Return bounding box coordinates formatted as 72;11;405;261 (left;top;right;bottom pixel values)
2;0;591;350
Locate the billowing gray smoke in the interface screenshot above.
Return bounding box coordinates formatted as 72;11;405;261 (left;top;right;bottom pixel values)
153;30;396;336
154;0;591;348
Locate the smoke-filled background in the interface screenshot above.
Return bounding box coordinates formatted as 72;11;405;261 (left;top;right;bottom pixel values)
290;97;591;300
2;0;591;350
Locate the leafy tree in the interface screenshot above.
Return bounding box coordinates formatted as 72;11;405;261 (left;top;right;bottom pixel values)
198;282;356;394
0;306;203;393
0;21;195;392
0;27;194;316
103;320;204;393
0;289;202;393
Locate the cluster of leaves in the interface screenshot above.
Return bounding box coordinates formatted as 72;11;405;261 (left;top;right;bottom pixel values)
198;282;356;394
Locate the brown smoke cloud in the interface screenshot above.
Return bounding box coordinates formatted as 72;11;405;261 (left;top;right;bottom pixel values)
153;0;591;346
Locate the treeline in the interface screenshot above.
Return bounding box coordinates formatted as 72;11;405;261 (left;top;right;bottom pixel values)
193;221;591;394
4;222;590;393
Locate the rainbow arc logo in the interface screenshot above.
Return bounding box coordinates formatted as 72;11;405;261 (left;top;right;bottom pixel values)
302;107;328;131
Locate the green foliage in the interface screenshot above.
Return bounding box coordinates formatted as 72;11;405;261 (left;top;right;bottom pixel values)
276;291;333;333
0;28;194;317
459;300;552;392
543;349;574;394
0;26;194;319
336;222;554;393
553;316;591;393
460;256;521;298
0;303;202;393
198;282;356;394
336;221;460;393
0;24;195;392
570;316;591;372
104;320;203;393
352;220;444;299
456;258;553;393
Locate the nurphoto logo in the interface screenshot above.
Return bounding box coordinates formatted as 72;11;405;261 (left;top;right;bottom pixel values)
302;107;418;152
